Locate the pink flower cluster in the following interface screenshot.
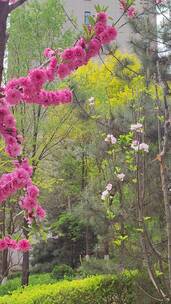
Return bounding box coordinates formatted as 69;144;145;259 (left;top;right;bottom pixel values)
4;66;73;107
101;183;112;200
0;11;117;159
105;134;117;144
130;123;149;152
131;140;149;152
20;183;46;223
0;158;46;221
0;99;22;158
120;1;136;18
0;237;31;252
0;160;31;204
0;10;117;249
2;12;117;111
93;12;117;48
155;0;166;4
45;12;117;80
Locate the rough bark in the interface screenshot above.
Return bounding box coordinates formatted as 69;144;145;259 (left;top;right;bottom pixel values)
0;2;8;278
156;60;171;296
21;218;29;286
0;2;8;86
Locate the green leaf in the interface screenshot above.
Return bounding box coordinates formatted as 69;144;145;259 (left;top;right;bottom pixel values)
114;239;122;247
144;216;152;221
88;16;96;26
136;228;144;233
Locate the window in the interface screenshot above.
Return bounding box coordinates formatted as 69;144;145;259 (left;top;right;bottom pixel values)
84;11;91;25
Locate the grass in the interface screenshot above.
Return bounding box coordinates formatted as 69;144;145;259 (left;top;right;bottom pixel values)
0;273;55;297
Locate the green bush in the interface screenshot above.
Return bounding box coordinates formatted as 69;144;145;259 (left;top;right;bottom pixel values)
31;262;54;274
0;273;138;304
8;272;21;280
78;258;117;277
51;264;75;281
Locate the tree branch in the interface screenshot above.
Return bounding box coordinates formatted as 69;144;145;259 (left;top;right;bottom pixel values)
9;0;28;13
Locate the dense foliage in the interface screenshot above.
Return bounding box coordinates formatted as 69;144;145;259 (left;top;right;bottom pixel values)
1;0;171;302
0;272;143;304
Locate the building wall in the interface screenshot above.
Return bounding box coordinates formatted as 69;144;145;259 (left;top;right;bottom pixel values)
63;0;154;52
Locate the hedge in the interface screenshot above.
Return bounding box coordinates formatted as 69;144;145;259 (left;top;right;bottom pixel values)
0;272;137;304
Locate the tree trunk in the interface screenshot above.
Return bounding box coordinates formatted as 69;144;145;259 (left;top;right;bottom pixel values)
0;0;8;283
0;2;8;86
104;239;109;260
2;249;8;279
22;251;29;286
85;225;90;259
21;218;29;286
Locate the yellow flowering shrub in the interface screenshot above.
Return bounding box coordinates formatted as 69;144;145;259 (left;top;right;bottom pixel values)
72;50;161;115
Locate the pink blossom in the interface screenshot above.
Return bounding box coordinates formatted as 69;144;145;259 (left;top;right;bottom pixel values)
0;104;9;119
99;26;117;45
38;89;73;106
22;196;38;212
120;0;127;10
107;26;118;41
5;88;21;105
17;239;31;252
88;97;95;106
61;48;75;61
131;140;149;153
139;143;149;153
4;237;17;250
155;0;165;4
15;168;30;186
130;123;143;133
46;68;55;82
27;185;39;199
101;190;109;201
127;7;136;18
5;135;17;146
106;183;112;191
29;69;47;89
3;114;16;128
97;12;108;24
49;57;58;69
0;239;7;251
74;46;86;60
117;173;125;181
36;205;46;220
76;38;86;49
17;158;33;176
131;140;140;151
5;143;21;158
43;48;55;58
95;22;107;36
86;38;101;59
57;63;70;79
105;134;117;145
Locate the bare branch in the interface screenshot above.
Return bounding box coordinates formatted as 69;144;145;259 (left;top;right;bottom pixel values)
9;0;28;13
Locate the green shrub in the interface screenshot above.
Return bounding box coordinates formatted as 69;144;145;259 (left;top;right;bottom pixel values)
8;272;21;280
78;258;117;277
31;262;54;274
51;264;75;281
0;273;138;304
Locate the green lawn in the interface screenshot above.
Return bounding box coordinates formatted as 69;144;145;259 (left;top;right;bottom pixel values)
0;273;55;297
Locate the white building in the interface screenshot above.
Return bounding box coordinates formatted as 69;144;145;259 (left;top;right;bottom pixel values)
63;0;153;52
